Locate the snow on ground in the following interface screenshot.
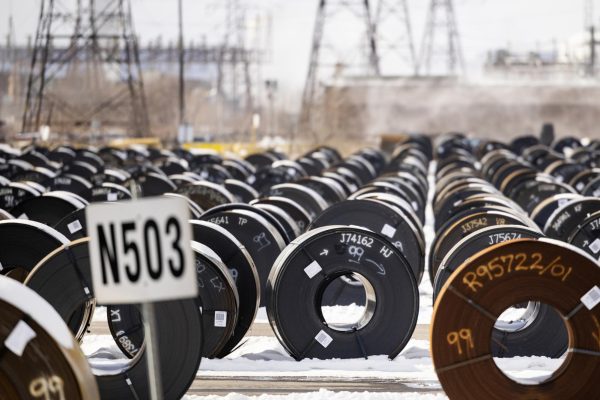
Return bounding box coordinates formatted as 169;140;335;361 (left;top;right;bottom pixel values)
81;334;116;355
92;305;107;322
255;307;269;323
199;338;435;379
496;304;535;323
494;356;565;385
183;390;448;400
196;335;561;384
417;276;434;324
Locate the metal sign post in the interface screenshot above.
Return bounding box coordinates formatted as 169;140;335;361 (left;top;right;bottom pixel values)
142;301;162;400
86;182;197;400
131;182;162;400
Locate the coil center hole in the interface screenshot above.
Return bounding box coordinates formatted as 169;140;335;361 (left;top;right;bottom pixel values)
492;302;568;385
319;272;376;332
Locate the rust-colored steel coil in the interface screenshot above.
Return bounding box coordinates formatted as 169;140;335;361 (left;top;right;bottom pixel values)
431;238;600;400
0;276;99;400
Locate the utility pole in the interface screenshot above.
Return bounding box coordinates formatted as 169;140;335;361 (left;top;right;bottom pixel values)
2;14;14;72
3;14;15;95
591;26;597;76
418;0;464;76
585;0;599;76
585;0;594;32
299;0;380;141
0;13;12;123
178;0;186;130
265;79;277;137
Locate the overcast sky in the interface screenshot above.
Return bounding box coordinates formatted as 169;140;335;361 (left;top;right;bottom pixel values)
0;0;591;107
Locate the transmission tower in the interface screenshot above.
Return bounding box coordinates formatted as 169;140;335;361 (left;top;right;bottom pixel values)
418;0;464;76
214;0;255;137
2;14;15;73
22;0;149;136
585;0;599;76
1;14;15;121
372;0;417;76
299;0;380;140
585;0;595;30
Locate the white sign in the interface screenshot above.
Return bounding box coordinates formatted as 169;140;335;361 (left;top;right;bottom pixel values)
87;197;197;303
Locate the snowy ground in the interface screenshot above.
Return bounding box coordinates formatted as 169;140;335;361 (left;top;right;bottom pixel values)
196;337;434;379
184;391;448;400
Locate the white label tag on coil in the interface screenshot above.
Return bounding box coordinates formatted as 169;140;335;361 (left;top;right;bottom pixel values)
381;224;397;238
558;199;569;207
581;286;600;310
214;311;227;327
18;213;28;220
5;320;36;357
107;192;118;201
67;219;83;234
588;239;600;255
304;260;322;279
315;330;333;348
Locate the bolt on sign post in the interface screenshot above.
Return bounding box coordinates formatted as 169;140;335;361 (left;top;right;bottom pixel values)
86;191;197;400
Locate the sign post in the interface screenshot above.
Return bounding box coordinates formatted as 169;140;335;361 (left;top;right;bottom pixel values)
87;187;196;400
142;297;162;400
